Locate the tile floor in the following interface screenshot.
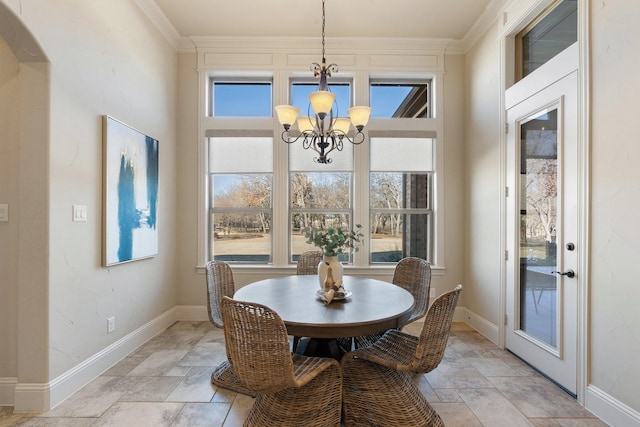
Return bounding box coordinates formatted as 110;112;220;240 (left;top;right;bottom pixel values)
0;321;608;427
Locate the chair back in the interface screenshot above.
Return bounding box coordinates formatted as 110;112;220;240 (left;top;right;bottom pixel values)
205;260;236;328
220;296;297;394
411;284;462;373
392;257;431;325
296;250;323;275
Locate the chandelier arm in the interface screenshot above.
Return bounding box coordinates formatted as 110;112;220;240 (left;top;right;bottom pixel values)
329;130;366;145
302;134;316;151
280;130;307;145
326;63;339;75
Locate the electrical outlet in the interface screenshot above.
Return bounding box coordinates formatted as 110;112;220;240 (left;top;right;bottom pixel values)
430;288;436;299
107;317;116;334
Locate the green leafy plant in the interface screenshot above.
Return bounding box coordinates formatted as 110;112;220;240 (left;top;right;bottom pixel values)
304;224;364;257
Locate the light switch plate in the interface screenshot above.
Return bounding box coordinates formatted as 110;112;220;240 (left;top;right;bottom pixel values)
72;205;87;222
0;204;8;222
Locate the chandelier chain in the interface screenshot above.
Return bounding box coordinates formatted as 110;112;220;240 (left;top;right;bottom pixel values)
321;0;326;62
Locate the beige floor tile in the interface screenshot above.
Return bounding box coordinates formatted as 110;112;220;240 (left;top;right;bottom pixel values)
177;342;227;367
91;402;183;427
222;394;254;427
40;376;140;418
119;376;183;402
431;402;483;427
127;349;189;377
425;363;493;389
458;388;535;427
165;367;216;402
101;355;148;376
489;376;596;418
172;402;231;427
10;418;96;427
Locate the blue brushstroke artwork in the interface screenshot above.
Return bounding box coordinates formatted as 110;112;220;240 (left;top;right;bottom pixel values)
104;116;159;266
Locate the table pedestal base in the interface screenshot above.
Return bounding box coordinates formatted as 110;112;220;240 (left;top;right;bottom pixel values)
296;338;348;360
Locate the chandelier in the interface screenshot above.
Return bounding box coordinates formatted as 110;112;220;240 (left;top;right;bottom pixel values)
274;0;371;164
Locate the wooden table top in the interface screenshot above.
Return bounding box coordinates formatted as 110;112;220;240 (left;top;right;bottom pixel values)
234;275;415;339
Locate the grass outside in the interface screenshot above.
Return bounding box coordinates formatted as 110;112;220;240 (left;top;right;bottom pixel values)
213;233;402;257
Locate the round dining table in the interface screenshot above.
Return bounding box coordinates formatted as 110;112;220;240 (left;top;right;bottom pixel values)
234;275;414;357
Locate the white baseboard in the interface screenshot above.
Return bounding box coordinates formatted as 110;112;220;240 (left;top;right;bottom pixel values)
0;378;17;406
586;385;640;427
456;306;500;345
13;307;178;413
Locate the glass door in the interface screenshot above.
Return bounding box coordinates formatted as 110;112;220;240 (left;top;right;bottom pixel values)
506;67;578;396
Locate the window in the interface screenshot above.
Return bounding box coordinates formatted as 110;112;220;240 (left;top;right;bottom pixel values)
209;136;273;263
370;137;434;263
202;70;440;269
516;0;577;80
370;80;431;118
209;80;272;117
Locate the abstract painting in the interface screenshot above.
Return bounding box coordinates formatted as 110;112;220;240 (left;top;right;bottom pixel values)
103;115;159;266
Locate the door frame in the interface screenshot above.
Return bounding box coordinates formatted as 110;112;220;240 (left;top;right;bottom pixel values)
497;0;590;404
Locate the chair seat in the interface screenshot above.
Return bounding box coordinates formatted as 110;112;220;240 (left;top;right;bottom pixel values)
290;353;337;386
352;329;419;371
210;360;255;397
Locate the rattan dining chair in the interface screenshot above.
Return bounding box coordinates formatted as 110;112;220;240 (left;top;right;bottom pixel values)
221;296;343;427
341;285;462;427
352;257;432;349
292;250;324;352
296;250;324;275
205;260;255;396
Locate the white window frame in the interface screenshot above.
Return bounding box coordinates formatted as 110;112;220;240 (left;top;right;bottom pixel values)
195;39;447;275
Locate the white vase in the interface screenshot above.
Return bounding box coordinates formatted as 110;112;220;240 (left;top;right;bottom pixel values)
318;256;343;290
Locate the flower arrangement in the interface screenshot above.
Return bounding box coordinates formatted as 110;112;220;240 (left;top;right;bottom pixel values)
304;224;364;257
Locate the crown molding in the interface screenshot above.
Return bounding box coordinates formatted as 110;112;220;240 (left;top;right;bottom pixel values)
461;0;508;52
185;36;465;55
134;0;181;50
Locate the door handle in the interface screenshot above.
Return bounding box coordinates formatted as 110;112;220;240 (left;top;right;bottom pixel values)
552;269;575;278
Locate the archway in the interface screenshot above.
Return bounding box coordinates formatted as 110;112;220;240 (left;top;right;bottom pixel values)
0;2;52;412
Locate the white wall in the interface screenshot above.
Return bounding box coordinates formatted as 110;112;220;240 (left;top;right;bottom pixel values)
463;24;503;332
0;37;19;383
589;0;640;413
0;0;179;409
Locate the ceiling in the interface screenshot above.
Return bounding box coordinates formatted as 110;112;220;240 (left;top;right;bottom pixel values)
149;0;496;43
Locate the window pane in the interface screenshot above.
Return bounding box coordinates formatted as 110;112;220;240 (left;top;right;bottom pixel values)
370;137;434;172
370;213;431;263
209;137;273;173
518;0;577;79
212;82;272;117
370;173;432;210
290;172;351;209
370;82;430;118
211;174;272;208
291;213;353;262
211;212;271;263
